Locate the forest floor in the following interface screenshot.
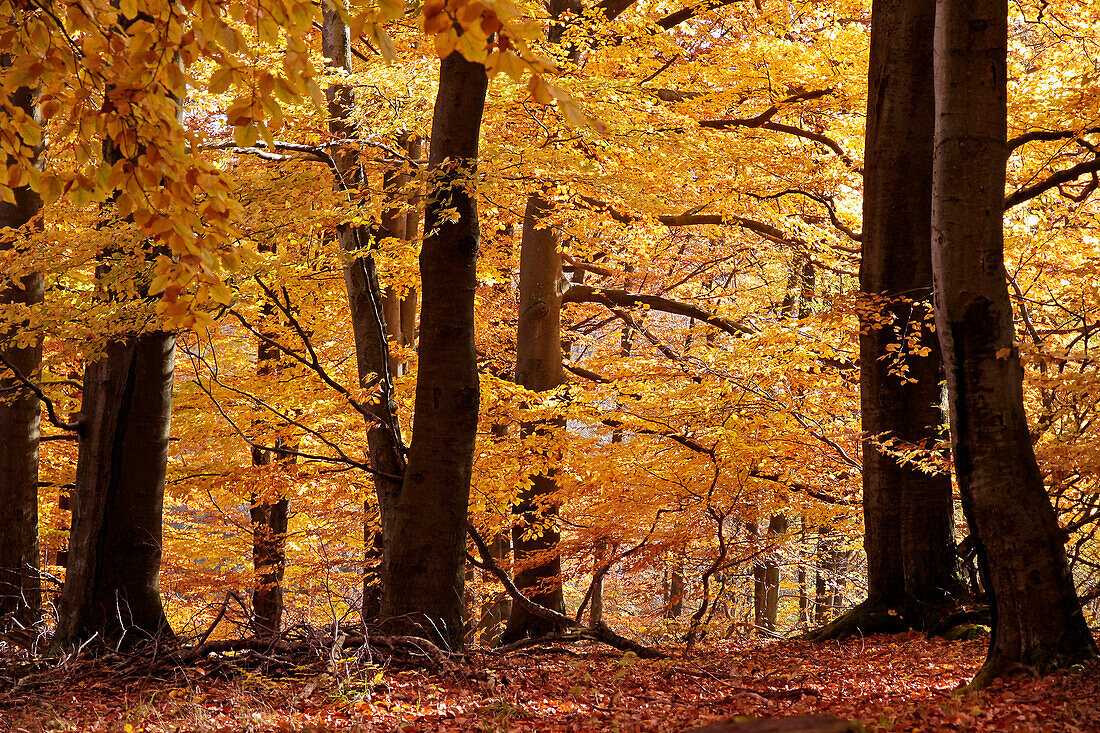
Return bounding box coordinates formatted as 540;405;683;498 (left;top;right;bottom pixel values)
3;632;1099;732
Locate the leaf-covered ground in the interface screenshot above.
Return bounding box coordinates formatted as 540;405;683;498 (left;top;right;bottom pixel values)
3;633;1099;732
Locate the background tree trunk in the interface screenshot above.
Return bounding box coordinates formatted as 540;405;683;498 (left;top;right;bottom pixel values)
932;0;1097;684
0;70;44;630
380;51;487;650
502;193;568;642
320;9;407;624
478;529;511;645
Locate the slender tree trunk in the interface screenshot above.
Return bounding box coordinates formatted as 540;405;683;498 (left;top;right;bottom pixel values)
932;0;1097;684
666;561;685;618
380;52;487;650
798;517;810;627
0;69;44;630
478;528;511;645
320;10;407;624
54;332;176;649
752;515;785;632
502;193;568;641
401;136;422;351
589;536;609;627
250;445;289;638
250;310;289;638
380;142;418;378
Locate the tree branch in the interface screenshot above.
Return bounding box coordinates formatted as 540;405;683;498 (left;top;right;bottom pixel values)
466;522;665;658
1007;126;1100;152
562;283;755;337
0;350;80;432
1005;156;1100;209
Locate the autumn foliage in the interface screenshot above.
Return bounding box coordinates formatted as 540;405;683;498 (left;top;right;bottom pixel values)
2;0;1100;727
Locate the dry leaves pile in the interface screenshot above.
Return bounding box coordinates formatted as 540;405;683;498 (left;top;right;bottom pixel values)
3;633;1098;732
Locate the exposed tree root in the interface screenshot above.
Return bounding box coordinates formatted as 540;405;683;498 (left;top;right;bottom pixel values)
2;629;471;693
802;601;908;642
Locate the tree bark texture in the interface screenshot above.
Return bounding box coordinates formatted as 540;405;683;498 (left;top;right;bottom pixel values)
321;9;407;624
857;0;962;630
502;193;568;642
666;561;685;618
250;307;289;639
753;515;786;632
380;51;487;650
0;72;44;629
380;140;419;378
932;0;1097;682
54;332;176;649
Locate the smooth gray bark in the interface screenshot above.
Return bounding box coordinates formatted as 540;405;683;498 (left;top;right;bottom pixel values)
932;0;1097;684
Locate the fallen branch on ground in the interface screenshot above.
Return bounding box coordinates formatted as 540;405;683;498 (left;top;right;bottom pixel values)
466;522;666;659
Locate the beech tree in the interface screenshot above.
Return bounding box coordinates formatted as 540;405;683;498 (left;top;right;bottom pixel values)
319;7;407;623
813;0;964;640
931;0;1097;683
0;64;44;630
380;51;488;649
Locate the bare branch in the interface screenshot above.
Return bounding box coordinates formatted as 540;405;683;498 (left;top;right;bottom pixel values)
0;350;80;432
1005;156;1100;209
466;522;665;658
562;283;755;337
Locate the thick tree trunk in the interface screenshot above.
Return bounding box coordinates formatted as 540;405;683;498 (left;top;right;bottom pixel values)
380;52;487;650
502;193;568;642
54;332;176;649
931;0;1097;684
0;74;44;630
862;0;960;618
320;10;407;624
816;0;964;640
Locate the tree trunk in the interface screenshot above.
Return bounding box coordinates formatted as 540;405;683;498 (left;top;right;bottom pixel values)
250;448;289;639
814;0;964;641
666;561;685;618
589;536;609;627
54;332;176;649
380;51;487;650
0;71;44;630
250;312;289;638
862;0;960;621
753;515;786;633
502;193;568;642
931;0;1097;684
320;9;407;624
380;140;418;378
478;529;511;645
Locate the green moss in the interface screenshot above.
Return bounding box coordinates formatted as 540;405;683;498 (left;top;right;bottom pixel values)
941;624;990;641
